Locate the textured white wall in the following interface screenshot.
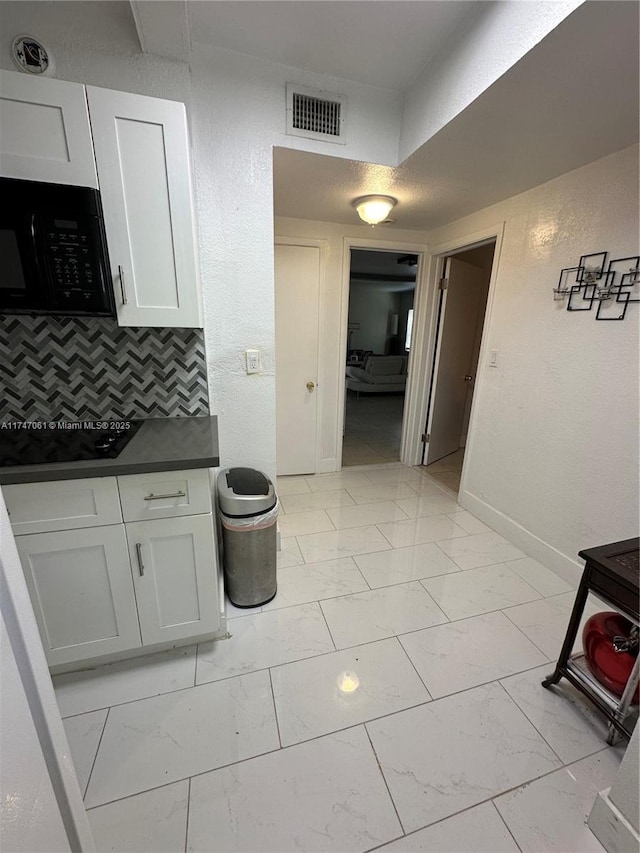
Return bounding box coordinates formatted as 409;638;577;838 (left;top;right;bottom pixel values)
400;0;583;161
428;145;639;578
0;2;402;480
190;46;401;478
0;3;191;101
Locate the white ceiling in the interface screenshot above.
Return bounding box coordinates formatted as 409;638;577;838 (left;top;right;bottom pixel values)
350;250;417;292
5;2;633;234
187;1;478;91
273;1;639;230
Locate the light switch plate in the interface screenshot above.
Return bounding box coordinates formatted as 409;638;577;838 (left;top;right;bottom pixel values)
245;349;260;374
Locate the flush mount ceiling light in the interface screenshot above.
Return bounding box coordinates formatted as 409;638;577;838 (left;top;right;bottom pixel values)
353;195;397;226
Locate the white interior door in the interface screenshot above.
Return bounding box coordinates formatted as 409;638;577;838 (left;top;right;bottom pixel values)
275;243;320;475
426;257;484;464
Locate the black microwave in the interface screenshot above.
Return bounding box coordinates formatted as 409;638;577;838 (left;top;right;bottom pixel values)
0;177;115;317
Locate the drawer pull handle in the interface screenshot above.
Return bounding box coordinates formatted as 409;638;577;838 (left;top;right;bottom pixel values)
135;543;145;577
143;490;186;501
118;265;128;305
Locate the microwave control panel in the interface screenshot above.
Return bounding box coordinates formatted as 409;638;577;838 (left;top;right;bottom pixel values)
43;216;104;305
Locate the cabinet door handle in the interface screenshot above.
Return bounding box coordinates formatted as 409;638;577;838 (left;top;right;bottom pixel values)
135;543;145;576
118;265;128;304
143;490;186;501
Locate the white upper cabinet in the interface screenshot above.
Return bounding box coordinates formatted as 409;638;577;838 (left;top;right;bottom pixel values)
0;70;98;188
86;86;203;328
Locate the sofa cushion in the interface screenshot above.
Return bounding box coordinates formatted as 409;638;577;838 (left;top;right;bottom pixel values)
364;355;405;376
364;373;406;385
346;366;406;386
345;366;368;381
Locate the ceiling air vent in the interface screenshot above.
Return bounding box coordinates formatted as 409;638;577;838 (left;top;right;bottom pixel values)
286;84;346;145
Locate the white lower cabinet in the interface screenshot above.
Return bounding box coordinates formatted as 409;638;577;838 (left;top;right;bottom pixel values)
15;525;142;667
8;469;221;669
126;515;219;645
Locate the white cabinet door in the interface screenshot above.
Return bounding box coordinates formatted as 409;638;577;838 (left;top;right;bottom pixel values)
0;70;97;187
15;526;141;666
126;514;219;645
86;86;202;328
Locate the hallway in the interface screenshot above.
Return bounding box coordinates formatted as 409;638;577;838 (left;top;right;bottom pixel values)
343;392;405;466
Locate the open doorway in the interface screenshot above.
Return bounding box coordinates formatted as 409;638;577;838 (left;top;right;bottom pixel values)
422;241;495;492
343;249;417;466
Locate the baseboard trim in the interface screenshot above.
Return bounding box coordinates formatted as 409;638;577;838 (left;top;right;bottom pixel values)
458;489;583;586
588;789;640;853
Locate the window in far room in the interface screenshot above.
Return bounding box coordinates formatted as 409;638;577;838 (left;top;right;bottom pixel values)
405;308;414;351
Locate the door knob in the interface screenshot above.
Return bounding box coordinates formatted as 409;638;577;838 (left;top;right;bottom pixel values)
306;381;316;391
464;374;473;382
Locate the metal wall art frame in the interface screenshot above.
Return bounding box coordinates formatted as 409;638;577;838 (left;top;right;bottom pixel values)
553;251;640;321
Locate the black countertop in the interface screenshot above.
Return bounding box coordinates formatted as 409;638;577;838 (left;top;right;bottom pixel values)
0;416;219;485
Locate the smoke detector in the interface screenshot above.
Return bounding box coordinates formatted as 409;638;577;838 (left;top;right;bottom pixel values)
12;34;53;75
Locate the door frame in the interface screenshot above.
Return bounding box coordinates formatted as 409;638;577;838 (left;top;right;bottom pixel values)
403;222;505;498
337;236;429;470
274;236;326;475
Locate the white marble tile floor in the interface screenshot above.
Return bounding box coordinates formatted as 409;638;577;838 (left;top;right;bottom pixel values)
354;542;461;588
421;562;542;620
56;463;626;852
399;610;547;698
271;638;431;746
366;681;561;832
435;530;526;569
279;488;356;514
320;582;448;648
195;602;334;683
261;557;369;611
493;749;622;853
62;709;108;796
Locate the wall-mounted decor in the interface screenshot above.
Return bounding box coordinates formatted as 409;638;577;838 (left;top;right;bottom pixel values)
553;252;640;320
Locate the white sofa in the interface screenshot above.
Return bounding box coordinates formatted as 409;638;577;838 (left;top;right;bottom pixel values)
345;355;408;395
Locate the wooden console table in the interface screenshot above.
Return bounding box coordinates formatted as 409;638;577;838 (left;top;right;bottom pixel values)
542;537;639;744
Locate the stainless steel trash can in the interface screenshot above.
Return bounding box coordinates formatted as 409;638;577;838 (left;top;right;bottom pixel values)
218;467;278;607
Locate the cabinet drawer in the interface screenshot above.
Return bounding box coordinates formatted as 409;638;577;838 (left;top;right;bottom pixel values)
118;469;211;521
4;477;122;535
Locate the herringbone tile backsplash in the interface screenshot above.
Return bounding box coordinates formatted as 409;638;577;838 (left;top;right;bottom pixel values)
0;315;209;422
